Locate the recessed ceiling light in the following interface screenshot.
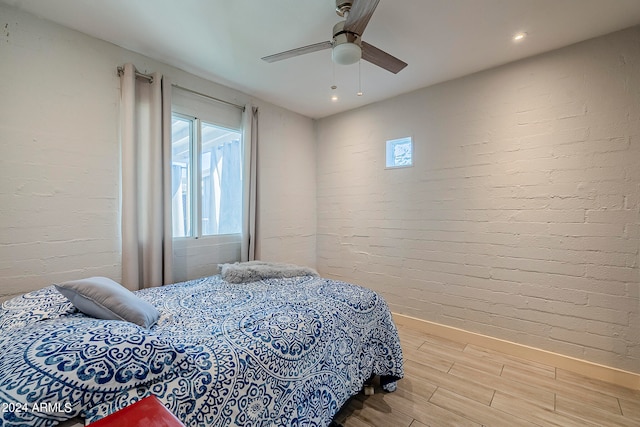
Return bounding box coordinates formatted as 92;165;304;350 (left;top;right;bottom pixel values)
513;32;527;42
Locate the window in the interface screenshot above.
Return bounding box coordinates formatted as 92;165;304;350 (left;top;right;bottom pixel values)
171;114;242;238
385;136;413;168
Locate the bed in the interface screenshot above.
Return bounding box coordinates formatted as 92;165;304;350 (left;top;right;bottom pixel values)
0;270;404;426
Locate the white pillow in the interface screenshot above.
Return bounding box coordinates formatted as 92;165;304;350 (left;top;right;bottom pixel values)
55;277;160;328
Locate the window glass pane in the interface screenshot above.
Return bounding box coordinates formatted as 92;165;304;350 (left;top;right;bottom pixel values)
171;115;192;237
200;122;242;236
386;137;413;168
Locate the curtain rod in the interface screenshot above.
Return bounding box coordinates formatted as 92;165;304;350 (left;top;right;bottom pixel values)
116;66;154;83
116;66;245;112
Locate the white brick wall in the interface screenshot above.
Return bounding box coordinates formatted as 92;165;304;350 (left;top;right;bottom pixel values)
252;104;317;268
316;26;640;373
0;4;317;299
1;6;121;299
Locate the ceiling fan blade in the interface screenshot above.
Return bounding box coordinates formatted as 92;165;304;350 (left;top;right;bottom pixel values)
262;41;333;63
344;0;380;36
361;41;407;74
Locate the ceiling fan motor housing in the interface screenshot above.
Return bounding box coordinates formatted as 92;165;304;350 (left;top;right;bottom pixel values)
332;21;362;65
332;21;361;45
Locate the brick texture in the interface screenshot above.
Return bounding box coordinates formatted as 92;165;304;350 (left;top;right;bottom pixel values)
316;26;640;374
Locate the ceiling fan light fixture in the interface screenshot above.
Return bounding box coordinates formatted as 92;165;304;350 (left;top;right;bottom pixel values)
332;42;362;65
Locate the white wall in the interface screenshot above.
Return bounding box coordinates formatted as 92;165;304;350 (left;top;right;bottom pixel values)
316;26;640;374
253;104;317;267
0;3;316;298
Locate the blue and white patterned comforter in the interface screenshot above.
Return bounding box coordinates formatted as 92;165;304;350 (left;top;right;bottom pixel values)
0;275;403;426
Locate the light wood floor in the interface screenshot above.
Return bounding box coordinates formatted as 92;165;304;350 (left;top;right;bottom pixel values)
333;323;640;427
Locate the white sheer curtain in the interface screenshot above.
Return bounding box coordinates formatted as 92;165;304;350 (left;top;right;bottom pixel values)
120;63;173;289
241;106;259;262
205;138;242;235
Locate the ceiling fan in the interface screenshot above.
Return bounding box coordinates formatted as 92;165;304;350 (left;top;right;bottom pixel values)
261;0;407;74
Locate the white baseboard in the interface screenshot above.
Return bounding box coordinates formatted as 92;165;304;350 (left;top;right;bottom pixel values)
392;313;640;391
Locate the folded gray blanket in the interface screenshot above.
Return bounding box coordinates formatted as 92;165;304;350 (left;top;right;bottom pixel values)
218;261;319;284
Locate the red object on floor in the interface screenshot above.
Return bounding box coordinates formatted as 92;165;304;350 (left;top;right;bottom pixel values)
88;395;185;427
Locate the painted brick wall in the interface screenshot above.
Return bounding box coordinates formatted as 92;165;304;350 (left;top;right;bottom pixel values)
0;4;317;299
316;26;640;373
0;6;121;298
254;105;317;267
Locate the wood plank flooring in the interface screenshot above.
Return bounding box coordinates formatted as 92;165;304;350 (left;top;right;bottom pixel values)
333;323;640;427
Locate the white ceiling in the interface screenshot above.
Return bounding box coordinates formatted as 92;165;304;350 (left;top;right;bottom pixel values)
4;0;640;119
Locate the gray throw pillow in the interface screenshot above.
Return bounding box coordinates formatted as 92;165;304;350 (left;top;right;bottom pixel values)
55;277;160;328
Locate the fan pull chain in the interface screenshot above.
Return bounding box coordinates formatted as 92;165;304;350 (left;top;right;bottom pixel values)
357;59;363;96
